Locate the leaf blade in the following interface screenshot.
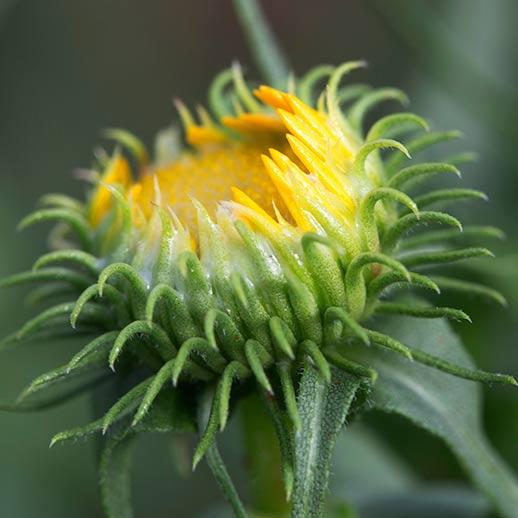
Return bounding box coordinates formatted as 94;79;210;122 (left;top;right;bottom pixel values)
354;313;518;518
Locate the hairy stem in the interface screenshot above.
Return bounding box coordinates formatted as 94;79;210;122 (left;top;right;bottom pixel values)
241;393;290;516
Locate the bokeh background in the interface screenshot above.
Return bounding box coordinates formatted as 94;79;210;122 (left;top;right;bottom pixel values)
0;0;517;516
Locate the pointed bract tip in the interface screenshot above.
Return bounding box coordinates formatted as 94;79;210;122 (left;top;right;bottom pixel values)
231;59;242;72
172;97;185;111
401;269;412;283
358;330;370;346
16;221;27;233
431;283;441;294
192;452;203;471
16;390;30;404
409;201;419;218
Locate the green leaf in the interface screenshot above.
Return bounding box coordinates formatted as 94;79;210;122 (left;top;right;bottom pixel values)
292;365;361;518
331;424;416;502
331;425;489;517
353;312;518;518
99;430;135;518
332;487;488;518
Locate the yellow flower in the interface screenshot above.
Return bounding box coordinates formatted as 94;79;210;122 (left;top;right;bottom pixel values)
3;62;515;479
91;63;395;263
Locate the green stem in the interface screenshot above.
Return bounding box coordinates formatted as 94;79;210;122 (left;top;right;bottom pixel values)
241;393;290;516
198;389;248;515
206;444;248;518
232;0;289;86
292;366;361;518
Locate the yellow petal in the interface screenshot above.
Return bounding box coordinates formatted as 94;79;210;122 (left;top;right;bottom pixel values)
222;113;285;134
277;108;327;159
261;154;312;231
254;85;292;111
286;134;356;212
231;186;276;223
186;126;227;147
89;155;132;227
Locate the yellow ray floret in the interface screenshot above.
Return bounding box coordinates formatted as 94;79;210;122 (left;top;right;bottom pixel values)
253;85;292;111
89;78;379;249
175;99;227;147
261;154;312;232
222;113;285;134
89;154;132;227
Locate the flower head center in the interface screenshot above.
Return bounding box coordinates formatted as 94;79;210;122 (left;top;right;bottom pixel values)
90;81;376;247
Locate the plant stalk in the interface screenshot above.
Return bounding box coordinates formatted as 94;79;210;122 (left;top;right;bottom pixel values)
232;0;289;86
241;392;290;516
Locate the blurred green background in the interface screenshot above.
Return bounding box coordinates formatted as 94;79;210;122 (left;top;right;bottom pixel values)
0;0;517;516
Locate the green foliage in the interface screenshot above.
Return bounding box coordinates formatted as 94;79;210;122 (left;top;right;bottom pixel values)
1;53;517;517
352;312;518;517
